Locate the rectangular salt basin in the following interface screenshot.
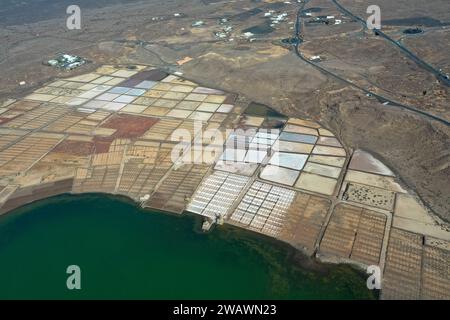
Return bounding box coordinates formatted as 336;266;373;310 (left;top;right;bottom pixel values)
108;87;131;94
92;85;112;92
121;104;147;113
135;81;157;89
193;87;225;95
295;172;337;196
217;104;234;113
189;111;212;121
220;148;247;162
163;91;187;100
161;75;178;83
104;78;124;86
126;88;146;96
91;76;114;84
97;93;120;101
318;128;335;137
251;136;276;146
348;150;394;176
112;70;139;78
260;165;300;186
317;136;342;147
312;145;346;157
63;81;85;89
77;90;102;99
214;160;258;176
114;95;136;103
143;106;169;116
203;95;226;104
102;102;126;111
248;142;270;151
275;140;314;154
255;131;279;141
77;107;96;114
78;83;98;90
197;102;220;112
25;93;57;102
166;109;192;118
284;124;318;136
84;100;108;109
243;116;265;127
209;113;228;123
308;155;346;167
176;101;200;110
67;73;101;83
303;162;341;178
225;134;252;149
280;132;317;144
345;170;406;193
244;149;268;164
66;98;88;106
153;99;178;108
171;85;195;93
186;93;207;102
269;152;308;170
50;96;72;104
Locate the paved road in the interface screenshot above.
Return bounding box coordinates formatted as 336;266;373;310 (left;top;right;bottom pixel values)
290;1;450;126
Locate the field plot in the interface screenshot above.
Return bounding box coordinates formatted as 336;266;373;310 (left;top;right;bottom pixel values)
73;165;121;194
257;117;347;195
382;228;424;299
145;164;210;213
72;139;128;194
229;181;296;237
116;141;175;199
382;228;450;300
187;171;250;220
0;133;64;176
280;193;331;254
0;128;28;149
319;204;387;266
3;103;68;130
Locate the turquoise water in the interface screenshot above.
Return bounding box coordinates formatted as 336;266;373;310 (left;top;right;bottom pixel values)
0;194;376;299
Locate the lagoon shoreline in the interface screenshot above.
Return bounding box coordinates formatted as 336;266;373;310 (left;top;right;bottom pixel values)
0;193;377;300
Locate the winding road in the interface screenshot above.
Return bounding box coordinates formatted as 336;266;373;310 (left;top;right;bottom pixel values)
332;0;450;87
290;0;450;126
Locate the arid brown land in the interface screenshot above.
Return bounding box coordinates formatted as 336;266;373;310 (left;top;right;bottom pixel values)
0;0;449;222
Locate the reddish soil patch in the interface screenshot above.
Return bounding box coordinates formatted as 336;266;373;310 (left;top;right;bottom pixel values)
100;114;159;139
93;137;115;154
52;140;95;156
0;117;12;125
0;113;24;124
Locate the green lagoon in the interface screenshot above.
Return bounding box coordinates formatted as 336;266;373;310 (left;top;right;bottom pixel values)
0;194;376;299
